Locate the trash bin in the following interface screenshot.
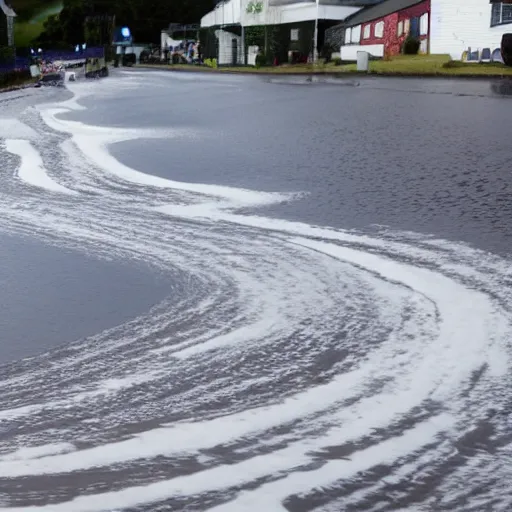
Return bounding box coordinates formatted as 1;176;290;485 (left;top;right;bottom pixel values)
357;51;369;72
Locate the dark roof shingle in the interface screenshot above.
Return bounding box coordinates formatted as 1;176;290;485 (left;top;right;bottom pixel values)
344;0;424;27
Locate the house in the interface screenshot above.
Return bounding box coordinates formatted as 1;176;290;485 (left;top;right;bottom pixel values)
430;0;512;60
338;0;512;62
339;0;430;60
0;0;16;47
200;0;383;65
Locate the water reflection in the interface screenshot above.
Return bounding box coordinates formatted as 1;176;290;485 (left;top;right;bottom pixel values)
267;76;360;87
490;79;512;96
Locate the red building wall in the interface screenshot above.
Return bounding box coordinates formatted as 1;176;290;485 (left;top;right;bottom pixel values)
357;0;430;57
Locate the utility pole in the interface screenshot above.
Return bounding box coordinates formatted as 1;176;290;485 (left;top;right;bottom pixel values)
313;0;319;64
240;0;245;64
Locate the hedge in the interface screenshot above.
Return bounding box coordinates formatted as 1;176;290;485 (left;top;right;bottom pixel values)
0;68;32;89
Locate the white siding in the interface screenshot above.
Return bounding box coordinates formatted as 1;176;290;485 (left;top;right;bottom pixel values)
340;44;384;61
216;29;243;65
420;12;428;36
201;0;360;28
430;0;512;60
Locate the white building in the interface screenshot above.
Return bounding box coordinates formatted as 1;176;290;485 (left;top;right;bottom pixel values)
430;0;512;60
201;0;377;28
200;0;381;64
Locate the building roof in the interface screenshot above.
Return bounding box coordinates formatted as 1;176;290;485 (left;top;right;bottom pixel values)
269;0;381;5
344;0;424;27
0;0;16;17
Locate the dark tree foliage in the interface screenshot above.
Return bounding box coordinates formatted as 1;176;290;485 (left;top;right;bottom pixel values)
35;0;216;46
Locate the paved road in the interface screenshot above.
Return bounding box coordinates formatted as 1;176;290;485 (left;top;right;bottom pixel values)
0;71;510;511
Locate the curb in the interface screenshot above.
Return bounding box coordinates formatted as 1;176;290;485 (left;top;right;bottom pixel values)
0;82;36;94
134;65;512;80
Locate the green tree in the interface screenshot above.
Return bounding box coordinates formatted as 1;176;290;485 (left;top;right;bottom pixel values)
36;14;66;48
36;0;216;46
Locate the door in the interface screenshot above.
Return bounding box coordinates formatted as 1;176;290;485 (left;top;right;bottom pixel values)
231;38;238;66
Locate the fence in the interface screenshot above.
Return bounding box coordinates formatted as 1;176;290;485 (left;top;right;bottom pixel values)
0;46;106;87
1;46;104;68
0;46;30;87
28;46;105;62
0;57;30;72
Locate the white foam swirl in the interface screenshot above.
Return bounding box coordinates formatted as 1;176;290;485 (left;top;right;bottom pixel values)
0;72;510;512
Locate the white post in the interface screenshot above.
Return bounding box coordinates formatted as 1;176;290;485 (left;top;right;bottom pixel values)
313;0;319;64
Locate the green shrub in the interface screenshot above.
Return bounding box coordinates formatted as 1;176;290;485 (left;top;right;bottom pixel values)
442;60;465;69
320;43;335;63
333;57;342;66
0;46;15;62
204;58;217;68
0;68;32;89
402;36;420;55
255;52;267;68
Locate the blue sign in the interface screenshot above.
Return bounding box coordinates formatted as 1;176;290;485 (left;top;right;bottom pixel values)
113;26;133;45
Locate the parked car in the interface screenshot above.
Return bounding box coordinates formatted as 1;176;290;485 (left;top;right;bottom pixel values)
501;34;512;66
140;46;161;64
122;53;136;67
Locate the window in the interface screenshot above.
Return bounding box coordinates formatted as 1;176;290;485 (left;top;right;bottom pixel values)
403;18;410;35
352;24;361;43
410;16;420;37
491;2;512;26
374;21;384;38
345;27;352;44
420;13;429;35
290;28;299;41
363;24;371;39
397;20;404;36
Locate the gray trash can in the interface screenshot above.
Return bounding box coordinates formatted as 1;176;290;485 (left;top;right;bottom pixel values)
357;51;369;72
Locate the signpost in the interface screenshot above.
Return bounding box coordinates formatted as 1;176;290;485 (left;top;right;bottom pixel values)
313;0;319;64
113;25;133;66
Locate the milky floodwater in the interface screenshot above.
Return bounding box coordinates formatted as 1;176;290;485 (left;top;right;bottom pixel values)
0;71;511;511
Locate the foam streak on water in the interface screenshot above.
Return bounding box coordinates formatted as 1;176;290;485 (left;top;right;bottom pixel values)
0;74;511;512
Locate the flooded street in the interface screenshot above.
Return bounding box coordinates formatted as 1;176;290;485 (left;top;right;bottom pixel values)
0;70;511;511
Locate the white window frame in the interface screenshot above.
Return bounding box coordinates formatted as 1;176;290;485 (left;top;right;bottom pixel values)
374;21;384;39
403;18;410;35
345;27;352;44
491;2;512;26
352;24;361;43
397;20;404;37
419;13;429;36
290;28;299;41
363;24;371;39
